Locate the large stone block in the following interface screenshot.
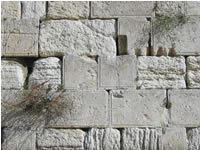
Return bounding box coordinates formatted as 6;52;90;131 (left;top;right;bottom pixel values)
37;129;85;149
85;128;120;150
186;1;200;15
98;56;137;89
187;128;200;150
39;20;116;57
47;90;109;128
152;16;200;56
1;60;27;90
91;2;153;18
168;90;200;126
118;17;150;56
187;56;200;88
137;56;186;89
122;128;162;150
161;128;187;150
63;56;97;89
111;90;168;127
1;19;39;57
1;1;21;19
28;57;61;90
22;1;46;19
48;1;89;19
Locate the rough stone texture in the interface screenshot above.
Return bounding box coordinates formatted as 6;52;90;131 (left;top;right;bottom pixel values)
137;56;186;89
168;90;200;126
48;1;89;19
187;56;200;88
122;128;162;150
47;90;108;128
1;19;39;57
63;56;97;89
91;2;153;18
39;19;116;57
99;56;137;89
1;1;21;19
85;128;120;150
1;60;27;90
118;17;150;56
187;128;200;150
111;90;168;127
22;1;46;19
186;1;200;16
28;57;61;90
161;128;187;150
152;16;200;56
37;129;85;149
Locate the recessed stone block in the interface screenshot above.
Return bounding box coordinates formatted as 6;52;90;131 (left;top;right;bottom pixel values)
137;56;186;89
111;90;167;127
187;128;200;150
63;56;97;89
118;17;150;56
48;1;89;19
168;89;200;126
99;55;137;89
1;1;21;19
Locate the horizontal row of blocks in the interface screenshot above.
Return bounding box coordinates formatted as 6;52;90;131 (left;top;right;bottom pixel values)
2;89;200;128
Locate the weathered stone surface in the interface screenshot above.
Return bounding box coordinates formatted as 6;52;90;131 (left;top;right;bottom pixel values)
161;128;187;150
39;19;116;57
152;16;200;56
22;1;46;19
187;128;200;150
168;90;200;126
186;1;200;15
111;90;168;127
28;57;61;90
1;1;21;19
48;1;89;19
99;56;137;89
1;19;39;57
1;60;27;90
118;17;150;56
91;2;153;18
48;90;108;128
137;56;186;89
64;56;97;89
187;56;200;88
85;128;120;150
37;129;85;149
122;128;162;150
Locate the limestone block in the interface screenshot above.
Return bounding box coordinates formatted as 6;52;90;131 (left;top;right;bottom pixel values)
63;56;97;89
111;90;168;127
85;128;120;150
187;128;200;150
168;90;200;126
137;56;186;89
47;90;108;128
122;128;162;150
28;57;61;90
1;60;27;90
152;16;200;56
186;1;200;15
37;129;85;149
22;1;46;19
98;55;137;89
1;19;39;57
1;1;21;19
161;128;187;150
39;19;116;57
118;17;150;56
91;2;153;18
48;1;89;19
187;56;200;88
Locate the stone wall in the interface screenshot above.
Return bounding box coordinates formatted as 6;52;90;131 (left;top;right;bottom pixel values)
1;1;200;150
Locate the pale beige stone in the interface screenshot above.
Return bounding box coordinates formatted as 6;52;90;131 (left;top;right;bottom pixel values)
187;128;200;150
186;1;200;15
1;1;21;19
